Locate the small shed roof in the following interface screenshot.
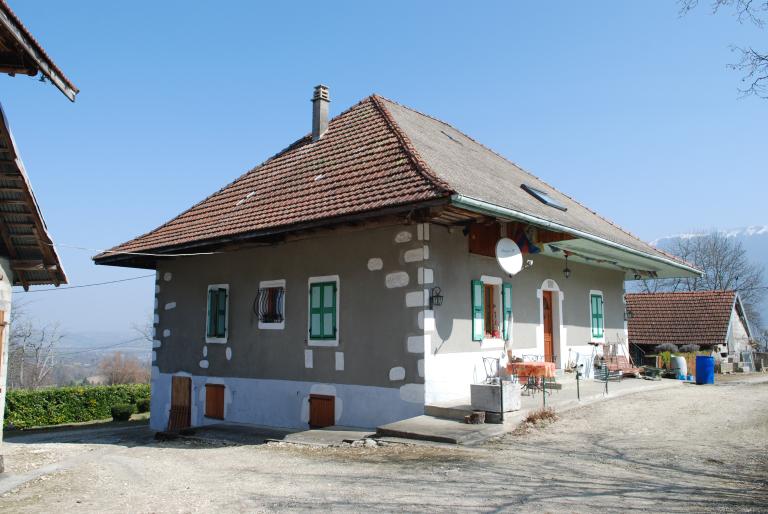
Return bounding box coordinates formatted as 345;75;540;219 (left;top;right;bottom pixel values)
625;290;747;347
0;0;78;101
0;103;67;288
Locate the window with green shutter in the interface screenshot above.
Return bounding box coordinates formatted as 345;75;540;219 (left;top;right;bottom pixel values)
502;283;513;340
590;293;604;339
309;281;337;340
471;280;484;341
206;285;228;340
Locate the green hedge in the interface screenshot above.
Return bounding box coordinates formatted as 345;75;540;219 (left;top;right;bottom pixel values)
4;384;150;429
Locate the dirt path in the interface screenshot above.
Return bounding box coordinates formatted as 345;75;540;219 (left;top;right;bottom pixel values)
1;378;766;513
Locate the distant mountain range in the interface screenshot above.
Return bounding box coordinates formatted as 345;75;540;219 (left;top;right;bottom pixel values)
652;225;768;327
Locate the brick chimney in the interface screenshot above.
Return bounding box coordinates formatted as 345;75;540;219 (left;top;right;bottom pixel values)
312;85;330;141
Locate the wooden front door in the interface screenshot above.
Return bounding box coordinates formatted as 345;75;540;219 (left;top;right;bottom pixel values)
168;376;191;431
309;394;335;428
543;291;555;363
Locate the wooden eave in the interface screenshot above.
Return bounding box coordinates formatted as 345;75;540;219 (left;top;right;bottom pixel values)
0;103;66;288
0;1;78;101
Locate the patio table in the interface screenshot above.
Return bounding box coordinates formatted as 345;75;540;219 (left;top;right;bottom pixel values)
507;362;557;395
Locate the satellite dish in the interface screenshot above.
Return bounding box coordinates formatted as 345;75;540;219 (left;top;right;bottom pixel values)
496;238;523;275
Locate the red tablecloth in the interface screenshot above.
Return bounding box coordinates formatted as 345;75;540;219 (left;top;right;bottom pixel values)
507;361;556;379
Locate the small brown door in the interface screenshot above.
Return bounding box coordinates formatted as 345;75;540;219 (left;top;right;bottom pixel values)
543;291;555;363
168;376;191;431
309;394;335;428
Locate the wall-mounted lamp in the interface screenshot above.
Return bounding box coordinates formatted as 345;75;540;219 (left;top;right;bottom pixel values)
430;287;444;309
563;254;571;279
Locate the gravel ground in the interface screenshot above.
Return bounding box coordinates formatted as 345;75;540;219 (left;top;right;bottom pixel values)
0;377;766;513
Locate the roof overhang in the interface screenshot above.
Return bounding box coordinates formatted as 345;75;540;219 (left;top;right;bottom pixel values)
0;102;67;288
0;1;78;101
451;194;702;280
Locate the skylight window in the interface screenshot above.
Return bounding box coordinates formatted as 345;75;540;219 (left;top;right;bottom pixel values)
521;184;567;211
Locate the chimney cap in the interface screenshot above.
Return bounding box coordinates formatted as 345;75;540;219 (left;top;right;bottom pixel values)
312;84;330;102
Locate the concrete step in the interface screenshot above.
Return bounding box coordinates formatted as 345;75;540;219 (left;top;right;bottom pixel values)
376;415;506;445
424;403;474;421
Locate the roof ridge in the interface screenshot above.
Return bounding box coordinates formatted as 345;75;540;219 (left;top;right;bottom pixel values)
375;95;695;270
370;94;452;193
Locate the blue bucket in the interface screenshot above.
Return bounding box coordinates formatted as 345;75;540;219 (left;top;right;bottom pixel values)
695;356;715;385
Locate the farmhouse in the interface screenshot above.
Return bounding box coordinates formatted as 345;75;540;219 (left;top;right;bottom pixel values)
0;0;77;459
95;86;699;430
626;290;754;371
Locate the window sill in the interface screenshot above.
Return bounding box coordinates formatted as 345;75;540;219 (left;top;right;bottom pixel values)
480;338;506;350
205;336;228;344
259;321;285;330
308;339;339;347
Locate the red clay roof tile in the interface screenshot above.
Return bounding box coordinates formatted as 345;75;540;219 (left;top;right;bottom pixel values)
626;291;737;346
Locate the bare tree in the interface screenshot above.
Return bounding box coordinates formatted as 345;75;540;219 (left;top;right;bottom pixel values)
7;305;63;389
680;0;768;98
99;352;150;385
640;232;766;326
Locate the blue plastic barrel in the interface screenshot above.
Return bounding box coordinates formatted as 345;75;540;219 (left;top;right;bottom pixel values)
696;356;715;385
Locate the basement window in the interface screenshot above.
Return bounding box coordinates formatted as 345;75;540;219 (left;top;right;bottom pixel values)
257;279;286;330
521;184;567;211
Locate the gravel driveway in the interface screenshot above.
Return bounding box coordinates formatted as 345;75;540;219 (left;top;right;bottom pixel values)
1;377;766;513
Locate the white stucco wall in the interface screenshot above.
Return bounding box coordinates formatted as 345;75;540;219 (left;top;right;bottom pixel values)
0;257;13;444
728;306;751;355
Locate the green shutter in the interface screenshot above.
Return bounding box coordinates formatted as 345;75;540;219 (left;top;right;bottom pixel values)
216;288;228;338
206;289;217;337
471;280;484;341
309;282;337;340
502;283;513;340
591;294;604;338
309;284;322;338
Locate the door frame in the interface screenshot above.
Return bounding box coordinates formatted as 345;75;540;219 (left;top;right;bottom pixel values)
536;279;566;368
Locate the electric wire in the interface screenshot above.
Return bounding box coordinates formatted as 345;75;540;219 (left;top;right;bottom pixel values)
16;274;155;293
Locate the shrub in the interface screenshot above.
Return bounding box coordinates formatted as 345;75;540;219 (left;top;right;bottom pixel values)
680;344;700;353
110;404;135;422
136;398;151;413
524;407;558;425
4;384;150;429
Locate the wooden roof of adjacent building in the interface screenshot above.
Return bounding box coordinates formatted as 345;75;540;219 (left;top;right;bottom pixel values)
0;0;78;101
0;103;66;288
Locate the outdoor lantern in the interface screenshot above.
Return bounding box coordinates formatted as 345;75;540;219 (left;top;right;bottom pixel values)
563;254;571;279
430;287;444;309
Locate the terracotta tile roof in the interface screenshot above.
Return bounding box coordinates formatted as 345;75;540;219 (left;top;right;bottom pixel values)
97;96;449;257
626;291;737;346
95;93;697;277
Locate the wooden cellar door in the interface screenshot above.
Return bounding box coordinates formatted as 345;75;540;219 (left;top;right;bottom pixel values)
167;376;191;431
309;394;335;428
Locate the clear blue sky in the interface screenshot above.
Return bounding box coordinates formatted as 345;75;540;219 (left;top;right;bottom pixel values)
5;1;766;339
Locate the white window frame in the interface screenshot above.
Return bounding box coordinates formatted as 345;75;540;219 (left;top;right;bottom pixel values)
258;279;286;330
206;283;229;344
479;275;505;350
589;289;605;343
307;275;340;347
